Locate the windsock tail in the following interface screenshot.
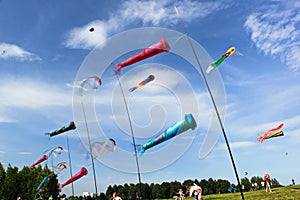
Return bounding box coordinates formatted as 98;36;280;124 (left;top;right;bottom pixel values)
135;144;145;157
129;87;136;93
114;64;121;75
137;149;145;158
206;65;215;74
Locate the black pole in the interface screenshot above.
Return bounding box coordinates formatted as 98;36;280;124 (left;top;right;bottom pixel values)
116;75;143;199
66;132;75;196
175;6;245;200
81;101;98;196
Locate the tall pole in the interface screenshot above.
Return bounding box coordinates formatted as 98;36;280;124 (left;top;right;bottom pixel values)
81;101;98;196
51;154;54;171
66;132;75;196
116;75;143;199
175;6;244;200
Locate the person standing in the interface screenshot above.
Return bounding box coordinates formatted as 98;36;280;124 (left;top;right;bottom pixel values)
264;173;272;192
292;179;295;185
193;183;202;200
179;188;184;200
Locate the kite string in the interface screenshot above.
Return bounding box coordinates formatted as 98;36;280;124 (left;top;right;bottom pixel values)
174;6;245;200
169;34;186;47
116;75;143;198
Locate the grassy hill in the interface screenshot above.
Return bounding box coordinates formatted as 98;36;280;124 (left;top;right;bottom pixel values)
162;185;300;200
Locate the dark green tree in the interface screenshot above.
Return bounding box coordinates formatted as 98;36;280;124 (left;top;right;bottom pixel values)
206;178;216;194
151;183;161;199
3;164;19;199
161;182;170;198
128;183;137;200
0;162;6;197
169;180;181;197
99;192;107;200
215;179;230;193
199;179;208;195
105;185;114;199
241;177;251;192
140;183;151;199
18;166;36;199
182;179;193;189
47;173;59;198
193;179;200;186
121;183;130;200
271;178;282;187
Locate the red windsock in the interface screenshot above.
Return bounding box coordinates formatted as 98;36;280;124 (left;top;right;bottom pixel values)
59;167;88;188
114;38;170;74
30;155;48;168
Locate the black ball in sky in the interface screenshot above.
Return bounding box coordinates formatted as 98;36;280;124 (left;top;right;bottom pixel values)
89;27;94;32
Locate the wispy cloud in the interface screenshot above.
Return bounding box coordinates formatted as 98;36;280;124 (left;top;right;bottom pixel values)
219;141;256;149
0;116;16;123
0;77;71;109
0;76;71;122
0;43;41;61
64;0;229;49
17;152;32;155
244;2;300;71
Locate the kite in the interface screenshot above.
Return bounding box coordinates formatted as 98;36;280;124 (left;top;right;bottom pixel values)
45;122;76;139
137;114;197;157
82;138;116;160
59;167;88;189
258;131;284;142
257;123;284;143
129;75;155;92
44;146;65;158
69;76;102;96
114;38;170;75
30;155;48;168
53;162;68;173
77;76;101;90
206;47;236;74
89;27;94;32
1;50;5;55
188;184;202;197
36;176;49;193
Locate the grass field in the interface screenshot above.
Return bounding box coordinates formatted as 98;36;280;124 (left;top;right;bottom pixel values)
162;185;300;200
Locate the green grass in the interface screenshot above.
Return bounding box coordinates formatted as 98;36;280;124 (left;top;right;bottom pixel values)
161;185;300;200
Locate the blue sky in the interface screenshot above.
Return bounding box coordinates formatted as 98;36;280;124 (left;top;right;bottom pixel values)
1;0;300;197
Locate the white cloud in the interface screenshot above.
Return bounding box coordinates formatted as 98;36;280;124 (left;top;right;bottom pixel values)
0;116;16;123
244;4;300;71
0;77;71;109
0;43;41;61
64;0;229;49
17;152;32;155
63;20;116;49
0;76;72;122
219;141;256;149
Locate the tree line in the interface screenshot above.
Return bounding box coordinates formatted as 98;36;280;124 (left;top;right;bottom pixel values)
0;162;58;200
103;176;281;200
0;162;282;200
